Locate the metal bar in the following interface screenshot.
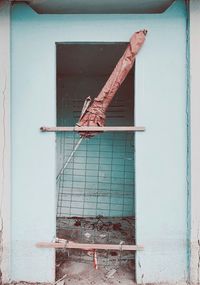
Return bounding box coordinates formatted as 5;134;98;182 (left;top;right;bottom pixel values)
40;126;145;132
56;137;83;182
36;241;143;251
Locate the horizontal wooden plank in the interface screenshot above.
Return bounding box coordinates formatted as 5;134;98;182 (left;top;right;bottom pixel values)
40;126;145;132
36;241;143;251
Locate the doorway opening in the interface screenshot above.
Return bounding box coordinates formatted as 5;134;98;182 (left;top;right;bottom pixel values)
56;42;136;283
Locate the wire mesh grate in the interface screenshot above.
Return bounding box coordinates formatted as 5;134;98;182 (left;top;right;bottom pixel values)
56;131;135;218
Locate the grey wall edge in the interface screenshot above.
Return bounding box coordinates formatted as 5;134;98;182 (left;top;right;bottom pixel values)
0;0;11;283
190;0;200;283
12;0;175;14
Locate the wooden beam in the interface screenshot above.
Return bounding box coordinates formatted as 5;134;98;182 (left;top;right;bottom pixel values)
40;126;145;132
36;241;143;251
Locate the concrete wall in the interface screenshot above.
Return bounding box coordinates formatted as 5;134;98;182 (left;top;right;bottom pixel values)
0;1;11;283
11;1;187;282
135;1;187;282
190;0;200;283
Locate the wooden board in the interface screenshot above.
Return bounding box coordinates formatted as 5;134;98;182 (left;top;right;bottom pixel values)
36;241;143;251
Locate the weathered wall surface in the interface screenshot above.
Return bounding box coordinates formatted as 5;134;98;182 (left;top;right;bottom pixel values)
135;1;187;283
0;1;10;283
190;0;200;283
11;1;187;282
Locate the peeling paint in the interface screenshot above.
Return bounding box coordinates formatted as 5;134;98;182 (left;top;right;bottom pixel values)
0;75;7;285
189;0;200;283
0;1;11;282
185;0;191;283
197;227;200;284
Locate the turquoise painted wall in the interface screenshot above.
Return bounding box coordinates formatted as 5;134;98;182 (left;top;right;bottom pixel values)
11;1;187;282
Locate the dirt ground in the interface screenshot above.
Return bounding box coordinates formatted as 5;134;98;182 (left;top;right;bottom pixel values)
5;260;135;285
56;216;135;284
57;260;135;285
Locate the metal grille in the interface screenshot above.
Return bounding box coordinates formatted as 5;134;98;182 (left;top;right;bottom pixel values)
56;131;135;218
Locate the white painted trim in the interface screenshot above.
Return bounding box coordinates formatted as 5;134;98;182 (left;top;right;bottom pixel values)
0;0;11;283
190;0;200;283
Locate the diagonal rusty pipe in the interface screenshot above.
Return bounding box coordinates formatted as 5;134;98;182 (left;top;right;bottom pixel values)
77;29;147;138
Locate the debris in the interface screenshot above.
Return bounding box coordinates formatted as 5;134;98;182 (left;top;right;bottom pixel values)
110;251;118;256
106;268;117;279
54;274;67;285
55;280;65;285
56;216;135;279
99;233;107;239
87;250;94;256
113;223;121;231
55;237;68;244
93;250;98;270
74;220;81;227
84;232;91;239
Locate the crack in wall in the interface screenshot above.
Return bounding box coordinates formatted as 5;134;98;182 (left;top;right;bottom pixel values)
184;0;191;283
0;75;7;284
197;227;200;284
138;259;145;284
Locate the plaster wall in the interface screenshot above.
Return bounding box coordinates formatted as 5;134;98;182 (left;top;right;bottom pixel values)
190;0;200;283
11;1;187;282
0;1;11;283
135;2;187;282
